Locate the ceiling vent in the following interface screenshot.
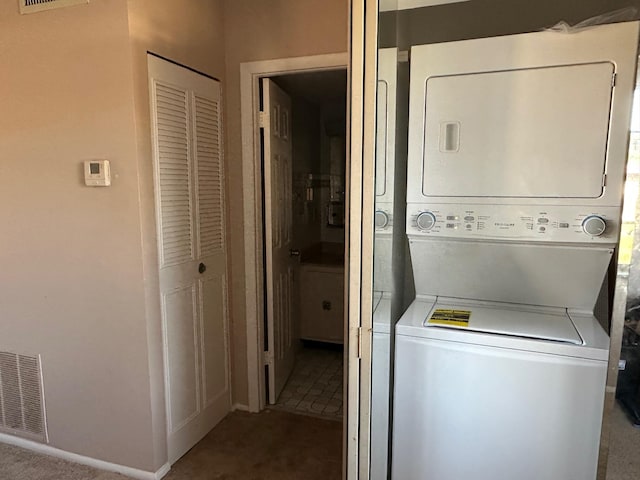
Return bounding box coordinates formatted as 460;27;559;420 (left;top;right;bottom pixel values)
19;0;88;15
0;351;48;443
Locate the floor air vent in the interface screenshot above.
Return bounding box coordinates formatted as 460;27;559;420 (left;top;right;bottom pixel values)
0;352;47;442
19;0;88;15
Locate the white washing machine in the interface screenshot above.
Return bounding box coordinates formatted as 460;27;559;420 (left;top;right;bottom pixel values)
391;21;639;480
371;291;392;479
393;297;610;479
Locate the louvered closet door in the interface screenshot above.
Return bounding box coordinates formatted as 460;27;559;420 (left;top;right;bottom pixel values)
148;55;230;465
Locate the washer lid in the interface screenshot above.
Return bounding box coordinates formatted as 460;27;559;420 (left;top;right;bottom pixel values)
373;291;393;334
424;301;582;345
373;290;383;311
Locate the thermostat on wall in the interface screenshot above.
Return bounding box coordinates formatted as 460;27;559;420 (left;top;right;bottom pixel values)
84;160;111;186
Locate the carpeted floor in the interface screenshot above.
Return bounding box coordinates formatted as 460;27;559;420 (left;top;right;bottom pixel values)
606;402;640;480
0;442;128;480
163;409;342;480
3;404;638;479
0;409;342;480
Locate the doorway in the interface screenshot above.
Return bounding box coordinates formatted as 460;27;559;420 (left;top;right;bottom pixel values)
240;53;349;414
261;70;347;419
239;52;349;477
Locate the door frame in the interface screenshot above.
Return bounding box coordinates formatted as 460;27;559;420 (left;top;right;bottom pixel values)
240;52;349;414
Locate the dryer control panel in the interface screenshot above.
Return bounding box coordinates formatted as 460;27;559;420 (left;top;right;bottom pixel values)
407;204;620;243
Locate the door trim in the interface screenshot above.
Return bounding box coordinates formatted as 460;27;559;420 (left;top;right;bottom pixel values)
240;52;349;414
349;1;378;478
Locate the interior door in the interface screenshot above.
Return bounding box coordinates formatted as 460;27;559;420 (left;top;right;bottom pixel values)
148;55;230;464
262;78;296;404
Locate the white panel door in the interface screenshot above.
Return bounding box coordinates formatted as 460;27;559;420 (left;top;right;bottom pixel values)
262;78;296;404
148;55;230;464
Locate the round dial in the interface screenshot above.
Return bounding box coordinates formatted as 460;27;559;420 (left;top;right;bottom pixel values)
416;211;437;231
582;215;606;237
375;210;390;229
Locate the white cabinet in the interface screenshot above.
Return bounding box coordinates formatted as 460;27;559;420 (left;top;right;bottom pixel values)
299;264;344;343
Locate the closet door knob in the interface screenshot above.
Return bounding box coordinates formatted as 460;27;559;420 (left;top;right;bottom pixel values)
198;263;207;274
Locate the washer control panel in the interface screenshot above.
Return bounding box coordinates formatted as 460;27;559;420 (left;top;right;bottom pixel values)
375;203;394;232
375;210;391;229
416;211;436;231
582;215;607;236
407;204;619;243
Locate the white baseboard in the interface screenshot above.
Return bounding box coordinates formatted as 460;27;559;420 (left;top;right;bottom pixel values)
232;403;250;412
154;463;171;479
0;433;171;480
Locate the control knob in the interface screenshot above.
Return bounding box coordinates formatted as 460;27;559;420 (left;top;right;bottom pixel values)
582;215;606;237
375;210;390;229
416;211;437;231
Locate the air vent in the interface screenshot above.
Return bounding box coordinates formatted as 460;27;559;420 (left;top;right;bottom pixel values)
0;352;47;443
19;0;88;15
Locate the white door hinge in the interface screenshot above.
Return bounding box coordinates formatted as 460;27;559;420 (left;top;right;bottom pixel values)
258;110;267;129
356;326;362;359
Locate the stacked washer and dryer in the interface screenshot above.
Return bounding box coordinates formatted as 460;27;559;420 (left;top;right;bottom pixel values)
391;22;639;479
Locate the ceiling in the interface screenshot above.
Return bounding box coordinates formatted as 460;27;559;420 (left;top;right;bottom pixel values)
272;69;347;105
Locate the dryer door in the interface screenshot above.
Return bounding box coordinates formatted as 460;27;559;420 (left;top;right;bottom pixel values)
421;62;614;198
405;22;639;206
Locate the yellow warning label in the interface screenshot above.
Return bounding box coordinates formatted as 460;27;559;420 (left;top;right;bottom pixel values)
428;309;471;327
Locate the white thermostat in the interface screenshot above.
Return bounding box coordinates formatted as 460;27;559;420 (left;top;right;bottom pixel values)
84;160;111;186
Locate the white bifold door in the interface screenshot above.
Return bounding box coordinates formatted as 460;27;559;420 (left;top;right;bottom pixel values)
262;78;297;404
148;55;230;464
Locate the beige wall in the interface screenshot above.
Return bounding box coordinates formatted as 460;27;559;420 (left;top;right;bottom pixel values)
0;0;156;471
0;0;229;472
222;0;349;406
0;0;347;469
291;97;322;253
126;0;227;468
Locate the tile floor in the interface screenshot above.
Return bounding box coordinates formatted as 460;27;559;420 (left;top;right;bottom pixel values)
273;344;343;420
